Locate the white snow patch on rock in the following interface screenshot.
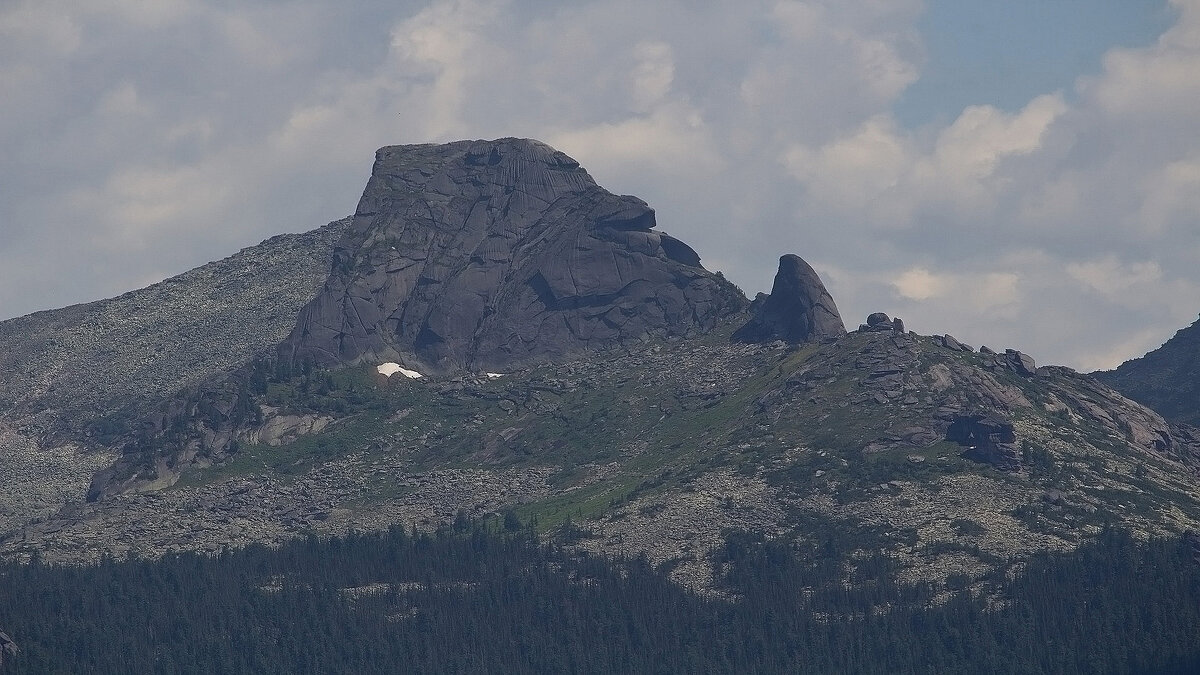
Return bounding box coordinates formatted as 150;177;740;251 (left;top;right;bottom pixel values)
377;363;422;379
485;372;504;379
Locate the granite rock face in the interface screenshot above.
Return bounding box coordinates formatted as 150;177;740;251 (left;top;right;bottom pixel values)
281;139;746;373
732;254;844;343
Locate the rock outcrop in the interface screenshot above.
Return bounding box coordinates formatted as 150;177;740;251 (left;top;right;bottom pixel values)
281;138;746;373
858;312;905;334
983;349;1038;378
947;413;1021;470
935;334;973;352
732;254;844;343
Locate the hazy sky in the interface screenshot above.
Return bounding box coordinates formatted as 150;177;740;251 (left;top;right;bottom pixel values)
2;0;1197;371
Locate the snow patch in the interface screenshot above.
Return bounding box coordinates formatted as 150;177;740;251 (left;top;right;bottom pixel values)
377;363;422;379
485;372;504;379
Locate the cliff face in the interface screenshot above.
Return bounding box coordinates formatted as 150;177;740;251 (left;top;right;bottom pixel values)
280;138;746;373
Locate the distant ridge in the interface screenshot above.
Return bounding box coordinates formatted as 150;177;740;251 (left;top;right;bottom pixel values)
1096;314;1200;426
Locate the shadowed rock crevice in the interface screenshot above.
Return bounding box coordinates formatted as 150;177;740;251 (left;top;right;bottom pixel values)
947;413;1021;471
733;254;845;343
281;138;746;373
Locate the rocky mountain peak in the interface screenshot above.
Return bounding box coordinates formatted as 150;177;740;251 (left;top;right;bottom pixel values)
281;138;745;373
732;253;845;343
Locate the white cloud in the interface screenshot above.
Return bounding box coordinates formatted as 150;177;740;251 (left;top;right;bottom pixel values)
97;81;151;117
89;0;197;28
1;0;1199;377
783;93;1067;226
1067;256;1163;298
387;0;506;140
892;267;947;301
548;103;723;177
1137;157;1200;233
889;267;1019;316
0;4;82;54
934;95;1066;178
630;41;675;111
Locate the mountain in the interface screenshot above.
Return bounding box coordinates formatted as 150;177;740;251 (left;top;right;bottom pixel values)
2;138;1199;604
1095;314;1200;427
0;220;347;533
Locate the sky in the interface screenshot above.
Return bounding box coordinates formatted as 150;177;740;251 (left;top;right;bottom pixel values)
1;0;1198;372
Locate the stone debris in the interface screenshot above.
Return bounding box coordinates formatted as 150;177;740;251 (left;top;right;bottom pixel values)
1;138;1199;601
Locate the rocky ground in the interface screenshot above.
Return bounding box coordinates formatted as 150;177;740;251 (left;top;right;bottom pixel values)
7;320;1200;597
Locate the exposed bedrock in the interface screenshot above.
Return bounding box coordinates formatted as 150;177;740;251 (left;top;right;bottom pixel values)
281;138;746;373
732;254;845;344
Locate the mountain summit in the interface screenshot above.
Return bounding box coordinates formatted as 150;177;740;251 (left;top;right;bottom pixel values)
281;138;745;373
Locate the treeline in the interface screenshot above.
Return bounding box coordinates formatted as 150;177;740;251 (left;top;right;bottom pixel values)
0;522;1198;673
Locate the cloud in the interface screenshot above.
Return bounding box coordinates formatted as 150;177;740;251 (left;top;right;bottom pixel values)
547;104;723;177
769;1;1200;369
387;0;505;139
783;93;1067;227
1067;256;1164;299
629;41;675;111
889;266;1020;320
892;267;947;301
1;0;1198;375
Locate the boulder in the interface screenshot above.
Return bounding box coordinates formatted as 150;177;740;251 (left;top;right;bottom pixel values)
940;334;973;352
1004;349;1037;377
858;312;899;333
981;349;1039;377
732;254;845;343
280;138;747;373
867;312;891;327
